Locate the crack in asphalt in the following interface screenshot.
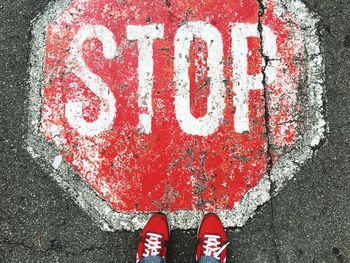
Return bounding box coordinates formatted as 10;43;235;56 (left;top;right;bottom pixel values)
257;0;281;262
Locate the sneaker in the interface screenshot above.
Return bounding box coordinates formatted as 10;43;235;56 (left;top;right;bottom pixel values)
196;213;229;263
136;213;169;263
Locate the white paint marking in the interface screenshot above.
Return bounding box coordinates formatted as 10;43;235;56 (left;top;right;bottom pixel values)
27;0;325;231
231;23;277;133
127;24;164;134
52;155;63;169
174;22;225;136
66;24;118;137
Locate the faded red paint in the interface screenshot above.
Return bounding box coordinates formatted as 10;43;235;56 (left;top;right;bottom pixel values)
41;0;305;212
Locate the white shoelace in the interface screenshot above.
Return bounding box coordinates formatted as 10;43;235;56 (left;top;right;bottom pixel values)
143;233;163;258
202;234;229;260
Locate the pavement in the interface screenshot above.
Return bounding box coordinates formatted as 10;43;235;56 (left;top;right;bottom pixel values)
0;0;349;262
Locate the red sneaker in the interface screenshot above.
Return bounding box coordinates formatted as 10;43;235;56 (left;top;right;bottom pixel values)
196;213;229;263
136;213;169;263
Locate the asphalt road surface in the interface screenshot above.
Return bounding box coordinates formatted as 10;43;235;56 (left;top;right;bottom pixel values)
0;0;349;262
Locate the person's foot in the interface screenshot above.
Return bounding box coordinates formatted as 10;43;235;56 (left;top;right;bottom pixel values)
196;213;229;263
136;213;169;263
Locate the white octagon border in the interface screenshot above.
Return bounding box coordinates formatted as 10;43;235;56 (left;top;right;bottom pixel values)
26;0;325;231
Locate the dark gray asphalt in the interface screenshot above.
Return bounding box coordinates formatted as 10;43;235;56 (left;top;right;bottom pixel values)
0;0;349;262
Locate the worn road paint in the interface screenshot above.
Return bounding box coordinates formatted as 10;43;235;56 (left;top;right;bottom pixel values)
27;0;325;231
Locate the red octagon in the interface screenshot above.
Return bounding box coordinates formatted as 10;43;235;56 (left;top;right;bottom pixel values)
41;0;305;212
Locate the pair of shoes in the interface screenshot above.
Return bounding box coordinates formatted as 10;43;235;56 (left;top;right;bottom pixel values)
136;213;229;263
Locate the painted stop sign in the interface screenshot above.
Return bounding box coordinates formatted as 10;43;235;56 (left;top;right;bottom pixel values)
27;0;325;230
